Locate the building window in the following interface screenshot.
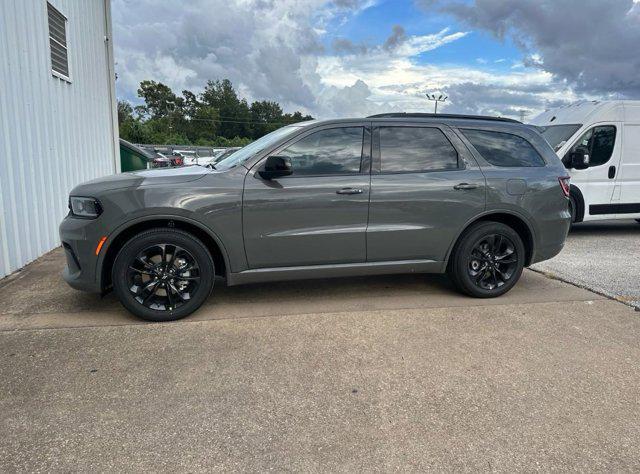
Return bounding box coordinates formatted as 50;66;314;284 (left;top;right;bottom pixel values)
47;2;69;79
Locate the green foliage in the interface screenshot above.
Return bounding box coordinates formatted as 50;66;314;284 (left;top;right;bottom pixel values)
118;79;313;146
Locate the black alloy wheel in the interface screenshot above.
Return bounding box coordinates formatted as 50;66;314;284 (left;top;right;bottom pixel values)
448;221;525;298
127;244;200;312
112;229;214;321
467;234;518;291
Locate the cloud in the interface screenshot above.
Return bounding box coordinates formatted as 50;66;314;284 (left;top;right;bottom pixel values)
113;0;607;121
443;82;574;118
112;0;374;114
430;0;640;97
383;25;407;51
113;0;472;118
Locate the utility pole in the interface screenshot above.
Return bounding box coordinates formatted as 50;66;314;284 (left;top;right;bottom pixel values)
426;93;448;114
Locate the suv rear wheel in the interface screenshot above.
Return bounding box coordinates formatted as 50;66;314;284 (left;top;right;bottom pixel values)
448;221;525;298
112;228;214;321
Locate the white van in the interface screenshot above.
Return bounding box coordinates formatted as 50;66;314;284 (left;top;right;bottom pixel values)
530;100;640;223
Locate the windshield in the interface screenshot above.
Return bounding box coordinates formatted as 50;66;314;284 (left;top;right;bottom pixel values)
215;126;303;170
536;124;582;151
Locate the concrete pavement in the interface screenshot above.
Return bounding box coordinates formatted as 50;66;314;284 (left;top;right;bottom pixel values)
1;248;640;471
532;219;640;309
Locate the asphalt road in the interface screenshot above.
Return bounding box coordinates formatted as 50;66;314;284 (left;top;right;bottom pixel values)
532;219;640;309
1;248;640;471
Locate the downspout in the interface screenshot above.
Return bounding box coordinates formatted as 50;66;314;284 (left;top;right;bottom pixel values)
103;0;120;173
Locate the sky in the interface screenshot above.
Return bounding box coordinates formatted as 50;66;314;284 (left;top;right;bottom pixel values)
111;0;640;120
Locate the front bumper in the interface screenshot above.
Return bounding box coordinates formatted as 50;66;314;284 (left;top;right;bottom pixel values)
59;214;104;293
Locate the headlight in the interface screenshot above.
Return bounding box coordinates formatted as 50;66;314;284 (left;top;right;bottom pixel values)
69;196;102;218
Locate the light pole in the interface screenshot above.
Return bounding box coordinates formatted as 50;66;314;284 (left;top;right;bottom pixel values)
426;93;447;114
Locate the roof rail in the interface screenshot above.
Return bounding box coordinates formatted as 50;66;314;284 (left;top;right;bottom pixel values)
367;113;521;124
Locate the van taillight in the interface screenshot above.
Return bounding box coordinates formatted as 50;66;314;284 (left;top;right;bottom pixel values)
558;176;570;197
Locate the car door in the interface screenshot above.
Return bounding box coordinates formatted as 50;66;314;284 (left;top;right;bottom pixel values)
242;123;371;268
367;122;486;263
564;123;622;218
615;123;640;218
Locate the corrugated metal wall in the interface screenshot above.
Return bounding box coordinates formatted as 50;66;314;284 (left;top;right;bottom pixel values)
0;0;119;278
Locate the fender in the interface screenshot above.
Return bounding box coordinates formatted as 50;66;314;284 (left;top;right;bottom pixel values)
442;208;538;269
95;213;233;288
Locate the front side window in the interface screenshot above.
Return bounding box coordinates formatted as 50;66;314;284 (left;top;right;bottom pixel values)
278;127;364;176
461;129;545;167
566;126;616;167
215;125;302;170
379;127;458;172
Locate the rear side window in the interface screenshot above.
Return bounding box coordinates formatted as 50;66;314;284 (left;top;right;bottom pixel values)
379;127;458;172
461;129;545;167
279;127;364;176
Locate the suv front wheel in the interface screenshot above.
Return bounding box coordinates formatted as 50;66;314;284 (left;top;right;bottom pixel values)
448;221;525;298
112;228;215;321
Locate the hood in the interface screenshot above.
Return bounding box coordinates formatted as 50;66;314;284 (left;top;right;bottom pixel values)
70;166;209;196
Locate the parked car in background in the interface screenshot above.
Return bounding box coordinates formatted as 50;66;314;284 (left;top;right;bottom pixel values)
170;153;184;167
175;150;202;166
531;100;640;224
150;153;172;168
60;113;570;321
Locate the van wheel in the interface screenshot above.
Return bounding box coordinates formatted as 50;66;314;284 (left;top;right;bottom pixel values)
448;221;525;298
112;228;214;322
569;195;578;223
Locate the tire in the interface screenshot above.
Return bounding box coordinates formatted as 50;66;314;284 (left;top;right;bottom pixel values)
448;221;526;298
112;228;214;322
569;194;578;224
636;219;640;224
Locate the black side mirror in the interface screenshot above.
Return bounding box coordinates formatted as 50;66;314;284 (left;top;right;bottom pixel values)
259;155;292;180
568;148;590;170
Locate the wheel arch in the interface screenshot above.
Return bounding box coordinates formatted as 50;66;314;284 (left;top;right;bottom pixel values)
98;216;230;293
569;184;585;223
445;211;536;269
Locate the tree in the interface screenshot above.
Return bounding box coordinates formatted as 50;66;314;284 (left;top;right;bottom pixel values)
117;100;134;124
250;100;283;138
137;80;183;119
118;79;313;146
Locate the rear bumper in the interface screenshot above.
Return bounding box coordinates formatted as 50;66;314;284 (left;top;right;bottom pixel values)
530;208;571;265
530;240;565;265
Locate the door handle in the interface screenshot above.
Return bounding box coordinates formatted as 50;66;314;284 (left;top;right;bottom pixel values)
608;166;616;179
453;183;479;190
336;188;363;195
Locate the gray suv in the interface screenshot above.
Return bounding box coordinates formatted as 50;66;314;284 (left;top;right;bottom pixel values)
60;114;571;321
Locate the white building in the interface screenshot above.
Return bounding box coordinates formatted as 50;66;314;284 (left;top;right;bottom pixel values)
0;0;119;279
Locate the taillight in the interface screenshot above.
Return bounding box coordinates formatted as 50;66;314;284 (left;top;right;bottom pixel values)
558;176;570;197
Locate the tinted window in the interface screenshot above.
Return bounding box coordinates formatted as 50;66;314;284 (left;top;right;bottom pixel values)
462;129;545;167
536;124;582;151
567;126;616;167
279;127;364;175
379;127;458;172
